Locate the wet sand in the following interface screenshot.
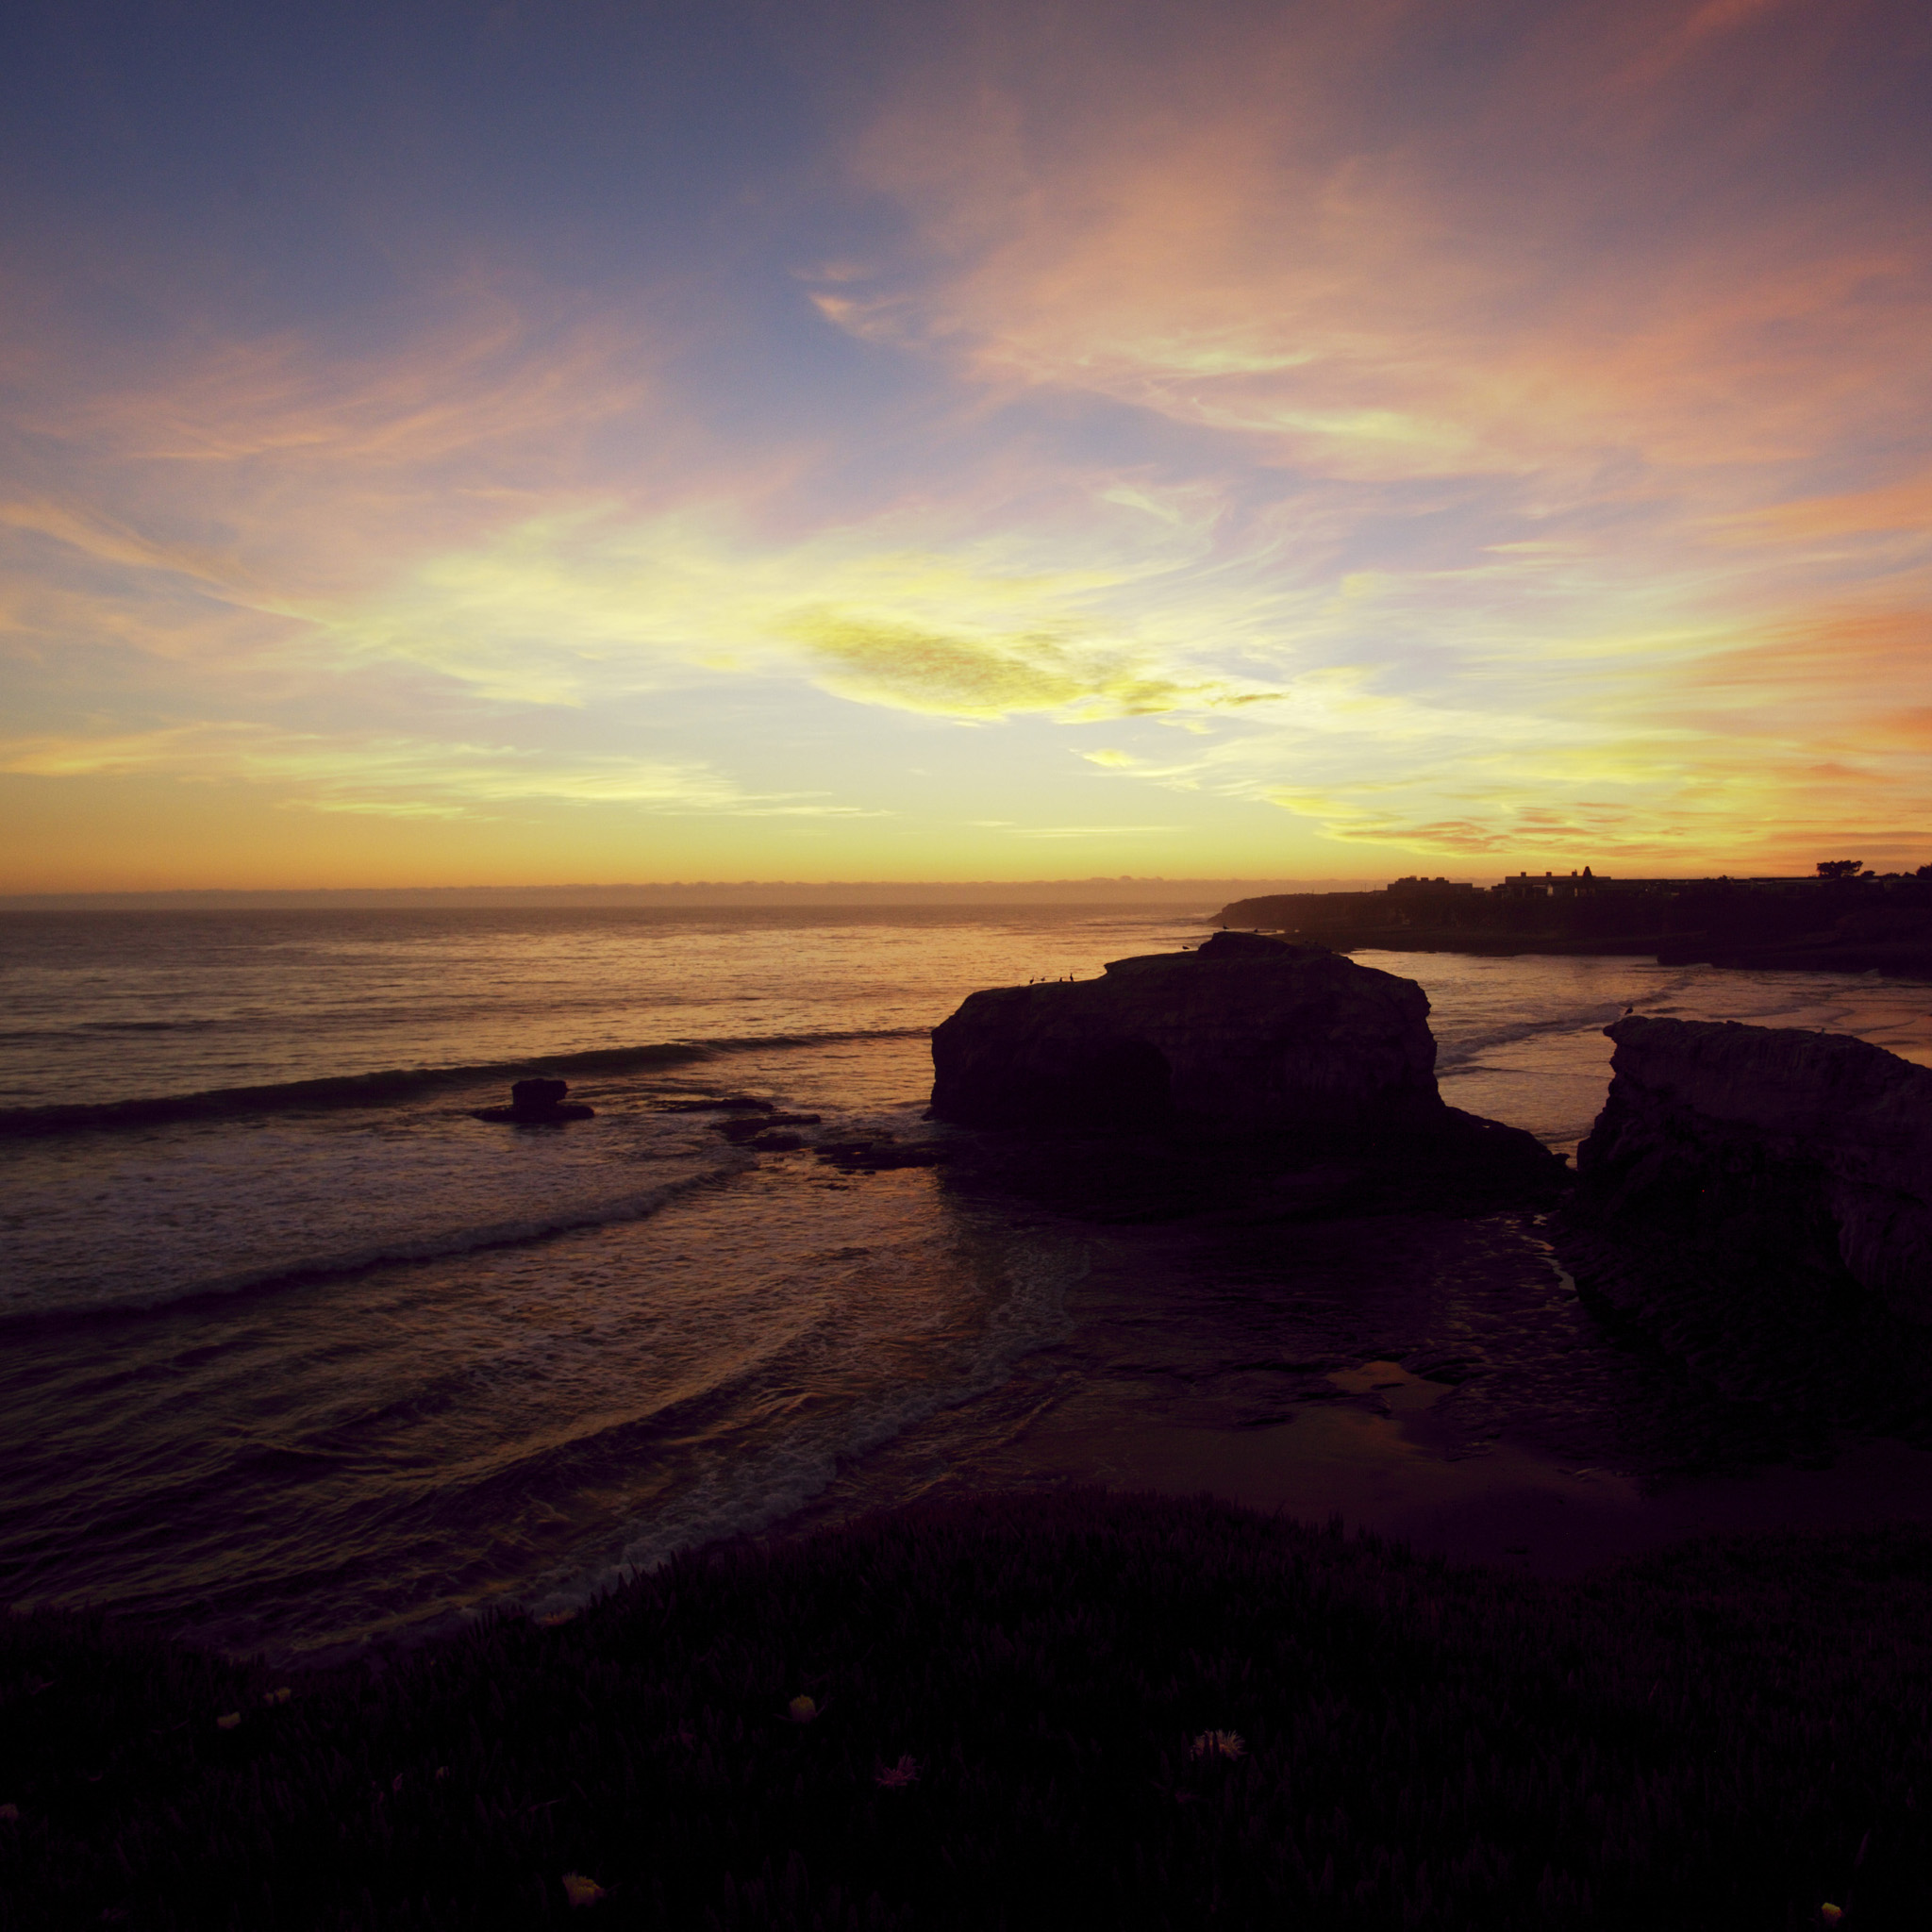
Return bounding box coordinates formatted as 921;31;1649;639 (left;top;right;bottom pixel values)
990;1359;1932;1578
774;1201;1932;1578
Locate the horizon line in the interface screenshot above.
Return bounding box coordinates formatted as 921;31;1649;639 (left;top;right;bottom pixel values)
0;871;1771;911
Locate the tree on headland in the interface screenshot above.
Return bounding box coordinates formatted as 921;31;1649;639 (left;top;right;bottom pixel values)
1815;859;1864;879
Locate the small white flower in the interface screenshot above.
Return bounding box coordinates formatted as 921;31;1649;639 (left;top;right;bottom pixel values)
1189;1729;1245;1761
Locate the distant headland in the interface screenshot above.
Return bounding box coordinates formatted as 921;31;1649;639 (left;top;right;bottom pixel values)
1218;862;1932;974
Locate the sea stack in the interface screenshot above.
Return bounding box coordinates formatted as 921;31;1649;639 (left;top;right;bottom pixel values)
474;1077;596;1124
1568;1018;1932;1324
929;929;1445;1131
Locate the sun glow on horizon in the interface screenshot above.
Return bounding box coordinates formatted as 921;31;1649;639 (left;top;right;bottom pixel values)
2;0;1928;891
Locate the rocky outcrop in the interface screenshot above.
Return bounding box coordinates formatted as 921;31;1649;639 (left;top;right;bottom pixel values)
927;931;1567;1219
930;930;1444;1132
1556;1020;1932;1440
1570;1019;1932;1325
473;1077;596;1124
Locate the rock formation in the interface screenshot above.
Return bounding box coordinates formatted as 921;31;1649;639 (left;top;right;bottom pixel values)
930;930;1444;1131
927;930;1567;1219
1557;1018;1932;1435
473;1077;596;1124
1571;1018;1932;1324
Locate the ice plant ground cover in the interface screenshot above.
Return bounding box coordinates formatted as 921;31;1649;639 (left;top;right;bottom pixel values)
1;1491;1928;1929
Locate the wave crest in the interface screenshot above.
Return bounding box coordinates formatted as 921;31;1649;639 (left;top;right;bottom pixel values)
0;1028;932;1138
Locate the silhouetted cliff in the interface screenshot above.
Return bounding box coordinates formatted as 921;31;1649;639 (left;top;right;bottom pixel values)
1217;872;1932;971
930;929;1442;1131
1558;1017;1932;1433
926;930;1566;1217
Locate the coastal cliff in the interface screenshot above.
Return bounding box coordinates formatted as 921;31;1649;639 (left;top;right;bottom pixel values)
930;929;1442;1131
1561;1017;1932;1427
1574;1018;1932;1320
928;929;1566;1219
1218;873;1932;972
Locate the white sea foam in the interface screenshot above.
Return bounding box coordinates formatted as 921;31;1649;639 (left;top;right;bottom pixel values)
1376;951;1932;1150
0;1106;740;1318
525;1235;1085;1617
8;908;1932;1662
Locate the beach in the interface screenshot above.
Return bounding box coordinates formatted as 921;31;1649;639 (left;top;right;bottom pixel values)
5;905;1932;1661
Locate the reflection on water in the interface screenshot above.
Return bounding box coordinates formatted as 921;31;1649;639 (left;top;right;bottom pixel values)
5;913;1932;1657
0;1106;1075;1658
1381;948;1932;1151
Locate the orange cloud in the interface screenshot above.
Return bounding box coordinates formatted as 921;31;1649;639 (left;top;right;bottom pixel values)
4;2;1927;886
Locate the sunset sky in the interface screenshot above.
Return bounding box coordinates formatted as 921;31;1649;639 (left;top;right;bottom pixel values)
4;0;1929;890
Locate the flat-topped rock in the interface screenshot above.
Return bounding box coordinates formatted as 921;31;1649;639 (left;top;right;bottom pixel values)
929;929;1444;1132
1571;1017;1932;1323
473;1076;595;1124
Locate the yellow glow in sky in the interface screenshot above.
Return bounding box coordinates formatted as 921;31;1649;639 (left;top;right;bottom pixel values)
3;0;1928;889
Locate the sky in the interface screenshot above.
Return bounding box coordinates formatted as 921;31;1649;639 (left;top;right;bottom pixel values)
3;0;1929;891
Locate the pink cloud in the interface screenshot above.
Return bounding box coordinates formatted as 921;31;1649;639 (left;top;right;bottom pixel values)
826;0;1930;503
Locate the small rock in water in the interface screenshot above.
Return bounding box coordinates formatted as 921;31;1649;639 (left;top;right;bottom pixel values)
472;1077;596;1124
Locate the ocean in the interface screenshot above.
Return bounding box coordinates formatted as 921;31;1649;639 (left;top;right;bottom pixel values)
5;904;1931;1661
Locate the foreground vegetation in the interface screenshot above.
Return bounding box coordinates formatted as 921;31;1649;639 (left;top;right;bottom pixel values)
4;1491;1927;1929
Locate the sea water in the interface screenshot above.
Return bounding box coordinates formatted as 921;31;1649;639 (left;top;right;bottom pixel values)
3;906;1929;1658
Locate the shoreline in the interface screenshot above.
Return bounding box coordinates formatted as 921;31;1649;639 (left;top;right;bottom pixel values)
760;1194;1932;1588
14;943;1932;1674
963;1374;1932;1582
773;1352;1932;1587
1234;924;1932;976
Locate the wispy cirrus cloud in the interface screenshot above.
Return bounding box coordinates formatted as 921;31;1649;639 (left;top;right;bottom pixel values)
0;722;874;819
282;497;1288;719
778;0;1932;869
3;0;1928;885
828;2;1931;497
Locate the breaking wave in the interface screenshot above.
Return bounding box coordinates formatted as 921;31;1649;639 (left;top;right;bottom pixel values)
0;1028;932;1138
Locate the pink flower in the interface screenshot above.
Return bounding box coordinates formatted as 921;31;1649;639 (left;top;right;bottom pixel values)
874;1755;920;1789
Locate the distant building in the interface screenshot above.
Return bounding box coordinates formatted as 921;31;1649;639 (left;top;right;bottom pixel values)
1493;870;1823;900
1496;868;1601;900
